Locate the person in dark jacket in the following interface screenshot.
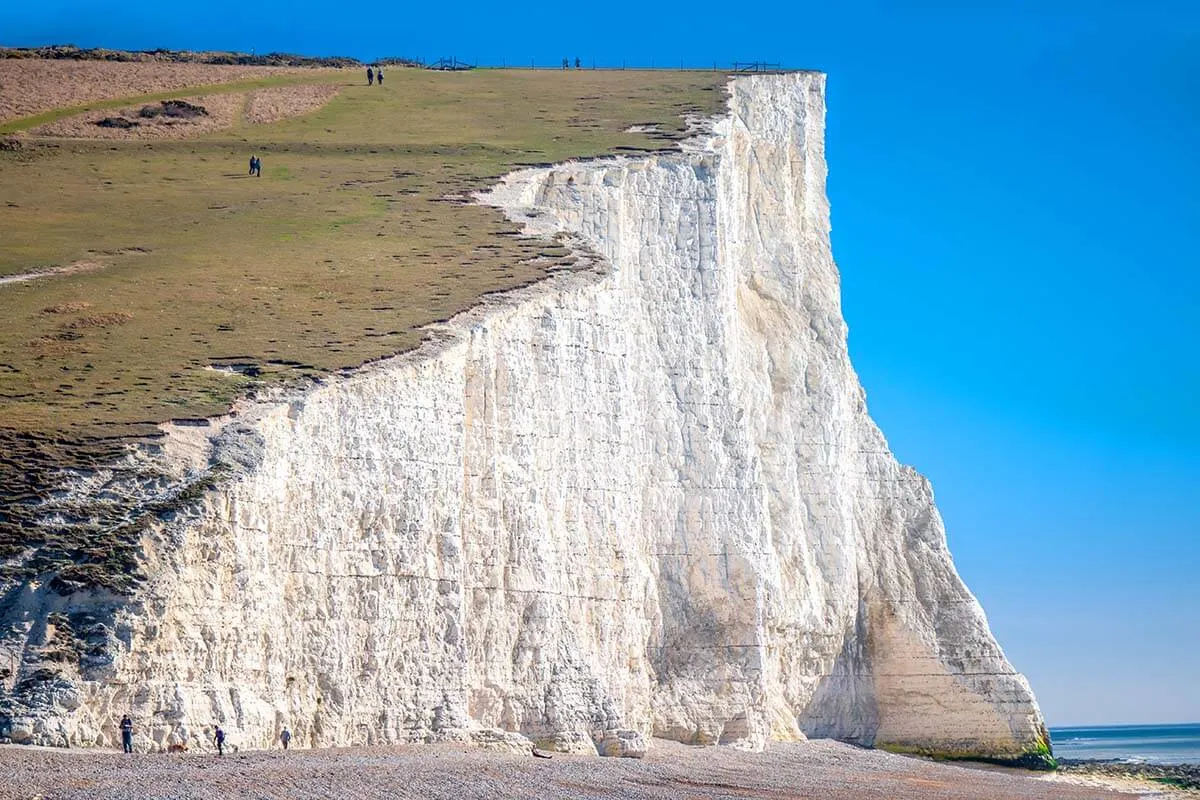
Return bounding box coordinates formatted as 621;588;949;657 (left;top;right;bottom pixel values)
376;68;384;86
366;66;374;85
280;727;292;750
119;715;133;753
214;725;226;756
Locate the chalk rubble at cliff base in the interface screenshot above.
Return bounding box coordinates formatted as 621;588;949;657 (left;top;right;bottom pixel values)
0;72;1051;767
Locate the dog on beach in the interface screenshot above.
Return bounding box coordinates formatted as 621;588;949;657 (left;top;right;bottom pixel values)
166;743;189;753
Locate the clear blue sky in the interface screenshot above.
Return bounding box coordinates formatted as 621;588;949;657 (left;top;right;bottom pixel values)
6;1;1198;728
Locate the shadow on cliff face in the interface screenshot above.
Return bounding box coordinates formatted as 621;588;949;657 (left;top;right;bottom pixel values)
0;422;266;746
0;578;126;746
798;602;879;745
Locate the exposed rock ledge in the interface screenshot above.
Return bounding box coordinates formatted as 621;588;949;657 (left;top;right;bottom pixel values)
0;72;1052;767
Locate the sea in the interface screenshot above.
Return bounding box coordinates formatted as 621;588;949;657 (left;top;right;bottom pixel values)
1050;723;1200;764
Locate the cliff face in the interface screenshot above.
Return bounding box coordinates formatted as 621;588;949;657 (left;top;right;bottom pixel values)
0;73;1050;764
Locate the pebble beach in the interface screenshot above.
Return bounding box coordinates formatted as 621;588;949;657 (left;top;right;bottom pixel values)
0;739;1141;800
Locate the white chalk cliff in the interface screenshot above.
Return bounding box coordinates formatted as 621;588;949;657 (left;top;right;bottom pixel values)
0;73;1051;764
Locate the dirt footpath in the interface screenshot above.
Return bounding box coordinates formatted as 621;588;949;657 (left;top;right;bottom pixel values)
0;739;1133;800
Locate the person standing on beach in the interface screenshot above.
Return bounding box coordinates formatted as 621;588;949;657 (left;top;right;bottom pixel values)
280;727;292;750
366;66;374;85
119;715;133;753
214;725;226;756
376;68;384;86
248;155;256;176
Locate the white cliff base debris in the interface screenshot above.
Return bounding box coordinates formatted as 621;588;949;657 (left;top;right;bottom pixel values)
0;73;1052;769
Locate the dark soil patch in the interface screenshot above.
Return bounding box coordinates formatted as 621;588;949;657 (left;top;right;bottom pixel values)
94;116;137;129
138;99;208;119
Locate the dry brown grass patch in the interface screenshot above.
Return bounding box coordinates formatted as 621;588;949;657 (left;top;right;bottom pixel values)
64;311;134;329
27;334;82;356
0;59;312;123
31;93;245;139
245;84;340;124
41;301;93;314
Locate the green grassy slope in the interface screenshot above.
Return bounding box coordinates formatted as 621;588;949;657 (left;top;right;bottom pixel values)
0;68;727;436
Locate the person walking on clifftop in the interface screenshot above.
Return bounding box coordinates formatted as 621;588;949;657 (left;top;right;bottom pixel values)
119;714;133;753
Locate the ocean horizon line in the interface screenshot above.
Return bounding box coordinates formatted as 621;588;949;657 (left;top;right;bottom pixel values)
1050;722;1200;730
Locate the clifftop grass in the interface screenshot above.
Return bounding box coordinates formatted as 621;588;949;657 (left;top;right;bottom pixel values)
0;67;727;437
